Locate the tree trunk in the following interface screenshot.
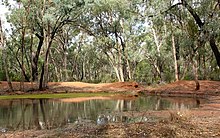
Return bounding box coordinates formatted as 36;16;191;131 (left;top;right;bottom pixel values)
39;63;45;90
209;34;220;68
118;48;124;82
105;51;124;82
14;56;30;82
30;32;34;88
80;60;84;81
64;51;68;81
50;52;60;81
32;32;44;82
193;50;200;91
126;59;132;80
118;46;125;82
153;62;162;82
172;34;179;81
152;27;163;82
113;66;122;82
39;37;53;90
202;55;207;79
119;64;124;82
193;60;200;91
39;22;55;90
180;61;189;80
20;27;26;91
43;51;49;87
115;31;125;82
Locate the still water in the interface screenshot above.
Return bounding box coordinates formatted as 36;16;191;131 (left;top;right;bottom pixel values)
0;96;203;130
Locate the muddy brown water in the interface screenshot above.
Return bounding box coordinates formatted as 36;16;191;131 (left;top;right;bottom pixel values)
0;96;206;131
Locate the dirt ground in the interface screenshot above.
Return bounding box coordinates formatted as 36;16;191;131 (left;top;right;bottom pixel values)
0;81;140;94
142;80;220;96
0;80;219;95
0;80;220;138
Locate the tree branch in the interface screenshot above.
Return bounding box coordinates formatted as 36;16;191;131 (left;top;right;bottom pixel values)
164;0;204;28
181;0;204;28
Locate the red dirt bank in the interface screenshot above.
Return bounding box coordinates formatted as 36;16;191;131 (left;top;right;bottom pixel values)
0;80;220;96
143;80;220;96
0;81;140;94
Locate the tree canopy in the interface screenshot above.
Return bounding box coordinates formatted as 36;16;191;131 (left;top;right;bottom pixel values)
0;0;219;90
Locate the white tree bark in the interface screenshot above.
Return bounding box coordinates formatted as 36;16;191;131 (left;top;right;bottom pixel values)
172;34;179;81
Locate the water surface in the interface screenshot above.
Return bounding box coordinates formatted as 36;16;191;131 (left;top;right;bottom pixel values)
0;95;204;130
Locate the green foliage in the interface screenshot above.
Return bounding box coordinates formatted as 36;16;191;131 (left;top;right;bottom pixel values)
186;19;198;39
137;64;151;83
1;0;220;86
0;71;6;81
100;74;117;83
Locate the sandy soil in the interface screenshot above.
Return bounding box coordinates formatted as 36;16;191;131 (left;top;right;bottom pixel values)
0;81;140;94
143;80;220;96
0;80;219;95
0;80;220;137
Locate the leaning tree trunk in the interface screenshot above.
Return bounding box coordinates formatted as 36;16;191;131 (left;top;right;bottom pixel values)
209;34;220;68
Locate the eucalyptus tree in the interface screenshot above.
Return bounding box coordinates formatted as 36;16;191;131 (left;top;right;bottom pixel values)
139;0;220;84
156;0;220;88
4;0;85;89
64;31;111;82
2;0;33;90
166;0;220;70
0;18;13;91
78;0;144;82
130;0;174;83
3;0;48;85
2;0;219;88
53;25;75;82
37;0;85;89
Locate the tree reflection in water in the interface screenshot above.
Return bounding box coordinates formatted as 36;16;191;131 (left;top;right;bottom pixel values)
0;96;203;130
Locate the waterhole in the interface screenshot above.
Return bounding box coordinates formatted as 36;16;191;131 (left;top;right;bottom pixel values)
0;95;205;130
